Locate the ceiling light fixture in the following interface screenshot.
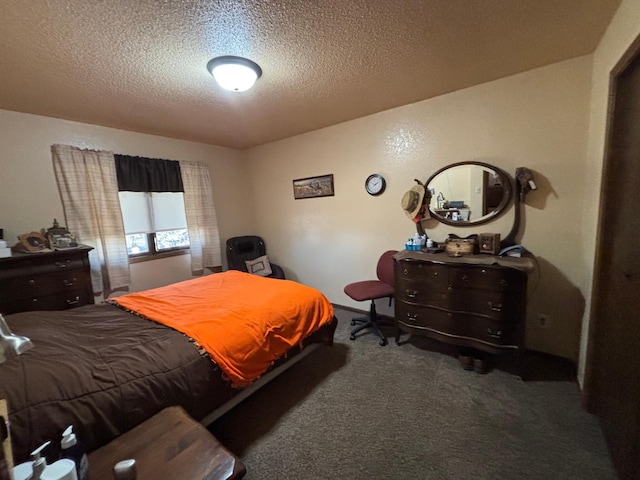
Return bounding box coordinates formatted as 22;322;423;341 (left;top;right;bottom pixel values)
207;56;262;92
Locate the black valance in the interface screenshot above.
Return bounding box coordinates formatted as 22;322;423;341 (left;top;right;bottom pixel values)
115;155;184;192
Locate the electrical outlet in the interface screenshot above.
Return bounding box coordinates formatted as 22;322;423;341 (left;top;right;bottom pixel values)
536;313;551;329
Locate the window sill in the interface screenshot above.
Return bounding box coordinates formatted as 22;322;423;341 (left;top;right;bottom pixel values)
128;248;190;264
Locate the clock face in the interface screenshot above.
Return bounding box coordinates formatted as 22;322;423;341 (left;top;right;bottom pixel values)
365;174;386;196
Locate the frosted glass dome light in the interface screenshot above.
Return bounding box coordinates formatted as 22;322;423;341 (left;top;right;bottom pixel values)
207;56;262;92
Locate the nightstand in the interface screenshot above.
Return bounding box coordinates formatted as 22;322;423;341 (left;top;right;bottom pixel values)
88;406;246;479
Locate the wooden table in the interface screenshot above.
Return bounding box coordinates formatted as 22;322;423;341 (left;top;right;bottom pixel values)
88;406;245;479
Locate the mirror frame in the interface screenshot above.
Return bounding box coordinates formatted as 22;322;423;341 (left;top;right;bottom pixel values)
424;161;513;227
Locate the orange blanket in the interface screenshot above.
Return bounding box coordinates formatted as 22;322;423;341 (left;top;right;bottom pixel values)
109;271;334;387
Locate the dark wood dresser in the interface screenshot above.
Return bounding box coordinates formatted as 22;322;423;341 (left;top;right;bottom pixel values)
0;246;94;315
394;250;534;357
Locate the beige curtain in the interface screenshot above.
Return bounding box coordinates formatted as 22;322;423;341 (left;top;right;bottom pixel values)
179;161;221;273
51;144;131;295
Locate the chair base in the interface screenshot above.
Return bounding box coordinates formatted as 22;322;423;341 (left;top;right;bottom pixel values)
349;314;388;346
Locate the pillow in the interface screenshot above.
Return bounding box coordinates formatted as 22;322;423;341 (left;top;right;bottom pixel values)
245;255;273;277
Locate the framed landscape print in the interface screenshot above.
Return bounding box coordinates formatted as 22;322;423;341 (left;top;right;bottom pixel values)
293;174;334;199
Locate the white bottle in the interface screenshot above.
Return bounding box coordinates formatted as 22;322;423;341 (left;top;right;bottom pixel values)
15;441;77;480
113;459;137;480
41;460;77;480
28;441;50;480
60;426;88;480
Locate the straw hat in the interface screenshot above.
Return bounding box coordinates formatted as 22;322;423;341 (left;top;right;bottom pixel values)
401;184;426;219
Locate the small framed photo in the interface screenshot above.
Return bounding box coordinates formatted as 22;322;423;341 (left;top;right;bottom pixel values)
293;174;334;200
46;219;78;249
48;232;77;249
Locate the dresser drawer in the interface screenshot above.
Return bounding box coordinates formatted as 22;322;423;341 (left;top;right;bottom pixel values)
448;288;523;322
448;266;525;293
396;302;457;334
396;302;520;350
7;290;93;313
396;282;522;322
0;256;86;281
1;270;88;299
395;279;449;304
396;260;449;289
4;288;91;315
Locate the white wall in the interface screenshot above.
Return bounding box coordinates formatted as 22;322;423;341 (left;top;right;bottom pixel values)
246;55;594;362
578;0;640;382
0;110;251;291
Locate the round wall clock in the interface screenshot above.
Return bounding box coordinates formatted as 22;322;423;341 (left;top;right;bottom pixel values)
365;174;386;196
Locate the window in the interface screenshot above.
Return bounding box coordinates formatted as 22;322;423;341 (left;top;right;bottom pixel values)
119;191;190;256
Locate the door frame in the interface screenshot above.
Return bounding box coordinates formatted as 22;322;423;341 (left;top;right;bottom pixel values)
582;32;640;480
583;32;640;410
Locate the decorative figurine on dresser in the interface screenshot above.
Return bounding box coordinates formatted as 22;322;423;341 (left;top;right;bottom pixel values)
397;162;537;376
0;223;94;315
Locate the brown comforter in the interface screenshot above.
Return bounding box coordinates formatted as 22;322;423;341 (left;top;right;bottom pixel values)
0;304;335;463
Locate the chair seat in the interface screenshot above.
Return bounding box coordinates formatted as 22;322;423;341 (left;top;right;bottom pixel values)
344;280;394;302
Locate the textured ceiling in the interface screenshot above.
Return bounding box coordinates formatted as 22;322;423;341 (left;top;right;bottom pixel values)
0;0;621;150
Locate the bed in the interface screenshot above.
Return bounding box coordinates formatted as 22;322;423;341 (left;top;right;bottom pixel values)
0;271;337;464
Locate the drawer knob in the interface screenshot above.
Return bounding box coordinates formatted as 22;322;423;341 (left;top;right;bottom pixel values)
31;298;38;303
403;269;409;276
488;302;503;312
405;289;417;298
406;312;418;322
62;278;77;287
487;328;503;339
447;286;453;292
55;260;70;268
462;275;469;282
433;272;439;277
66;296;80;305
28;279;36;285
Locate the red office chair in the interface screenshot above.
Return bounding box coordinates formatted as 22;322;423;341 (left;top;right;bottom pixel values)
344;250;397;346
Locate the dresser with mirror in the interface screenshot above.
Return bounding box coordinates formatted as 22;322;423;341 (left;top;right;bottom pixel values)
394;161;536;373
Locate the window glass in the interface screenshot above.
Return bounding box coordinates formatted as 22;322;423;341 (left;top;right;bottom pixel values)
125;233;150;254
118;191;190;256
155;229;189;250
119;192;152;233
151;192;188;231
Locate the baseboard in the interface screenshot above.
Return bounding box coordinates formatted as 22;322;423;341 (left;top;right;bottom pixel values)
332;303;394;323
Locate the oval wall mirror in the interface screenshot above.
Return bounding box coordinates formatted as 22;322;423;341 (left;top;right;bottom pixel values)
425;161;512;226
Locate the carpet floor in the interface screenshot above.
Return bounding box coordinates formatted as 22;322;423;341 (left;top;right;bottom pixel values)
210;307;616;479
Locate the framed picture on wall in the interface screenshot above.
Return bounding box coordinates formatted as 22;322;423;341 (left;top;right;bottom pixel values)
293;174;334;199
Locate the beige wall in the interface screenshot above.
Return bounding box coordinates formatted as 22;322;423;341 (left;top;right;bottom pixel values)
246;55;593;362
578;0;640;382
0;110;251;291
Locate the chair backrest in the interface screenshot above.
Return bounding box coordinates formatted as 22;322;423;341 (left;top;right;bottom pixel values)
226;236;267;272
376;250;398;286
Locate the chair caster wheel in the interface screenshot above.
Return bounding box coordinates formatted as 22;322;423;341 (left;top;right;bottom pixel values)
350;334;355;341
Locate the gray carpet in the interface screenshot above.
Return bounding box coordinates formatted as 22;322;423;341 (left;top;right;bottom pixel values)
210;307;616;479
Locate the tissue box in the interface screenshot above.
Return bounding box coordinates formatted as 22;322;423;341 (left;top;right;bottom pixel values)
0;248;10;258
